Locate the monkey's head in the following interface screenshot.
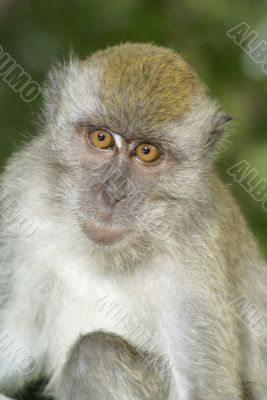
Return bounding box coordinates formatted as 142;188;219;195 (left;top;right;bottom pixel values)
43;43;230;260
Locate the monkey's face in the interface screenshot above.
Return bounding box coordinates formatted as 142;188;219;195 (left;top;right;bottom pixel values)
70;125;179;246
47;44;228;248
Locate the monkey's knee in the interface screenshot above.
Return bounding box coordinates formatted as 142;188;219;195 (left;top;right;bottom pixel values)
59;331;170;400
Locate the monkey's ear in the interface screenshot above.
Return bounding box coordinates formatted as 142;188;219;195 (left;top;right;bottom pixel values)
205;112;232;154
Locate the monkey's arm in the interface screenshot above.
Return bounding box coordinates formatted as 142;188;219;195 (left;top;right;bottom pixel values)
163;269;244;400
53;331;169;400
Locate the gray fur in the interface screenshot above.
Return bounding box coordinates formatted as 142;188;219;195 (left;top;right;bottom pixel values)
59;332;169;400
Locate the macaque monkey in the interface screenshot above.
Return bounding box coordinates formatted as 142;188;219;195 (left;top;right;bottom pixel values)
0;42;266;400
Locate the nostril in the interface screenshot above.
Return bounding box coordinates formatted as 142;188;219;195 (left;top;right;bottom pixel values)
102;188;125;207
102;189;112;206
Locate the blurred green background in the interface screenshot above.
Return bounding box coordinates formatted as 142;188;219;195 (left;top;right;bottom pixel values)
0;0;266;256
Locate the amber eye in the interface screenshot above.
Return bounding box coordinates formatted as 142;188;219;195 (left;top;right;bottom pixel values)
88;130;115;149
134;143;160;162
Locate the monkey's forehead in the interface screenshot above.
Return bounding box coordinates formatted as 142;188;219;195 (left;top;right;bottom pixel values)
84;43;208;129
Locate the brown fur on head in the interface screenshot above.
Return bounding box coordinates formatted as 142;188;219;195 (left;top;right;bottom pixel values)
87;43;207;132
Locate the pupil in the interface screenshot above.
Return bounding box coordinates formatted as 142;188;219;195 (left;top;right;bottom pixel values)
98;133;105;141
143;146;150;155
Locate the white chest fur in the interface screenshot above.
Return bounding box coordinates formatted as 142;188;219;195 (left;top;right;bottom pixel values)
13;251;177;374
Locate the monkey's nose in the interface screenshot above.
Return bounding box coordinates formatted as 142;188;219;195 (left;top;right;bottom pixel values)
102;188;126;208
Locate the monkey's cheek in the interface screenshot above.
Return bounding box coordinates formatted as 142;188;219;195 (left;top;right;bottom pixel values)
82;221;127;246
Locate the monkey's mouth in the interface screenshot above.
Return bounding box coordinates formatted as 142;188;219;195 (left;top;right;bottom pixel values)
82;220;128;246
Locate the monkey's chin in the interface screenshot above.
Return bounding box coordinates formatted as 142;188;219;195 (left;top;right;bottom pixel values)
82;221;127;246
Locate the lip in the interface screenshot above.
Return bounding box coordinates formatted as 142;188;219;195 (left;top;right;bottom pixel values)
82;220;128;246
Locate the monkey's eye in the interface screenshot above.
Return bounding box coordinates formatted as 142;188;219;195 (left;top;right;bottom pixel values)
134;143;160;162
88;130;115;149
